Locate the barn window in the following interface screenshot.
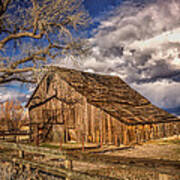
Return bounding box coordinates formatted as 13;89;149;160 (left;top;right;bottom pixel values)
42;109;63;124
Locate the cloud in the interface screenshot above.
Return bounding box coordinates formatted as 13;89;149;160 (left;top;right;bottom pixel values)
131;80;180;108
0;86;28;104
79;0;180;109
82;0;180;82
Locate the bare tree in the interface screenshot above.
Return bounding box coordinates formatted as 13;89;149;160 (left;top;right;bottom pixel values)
0;100;27;131
0;0;89;84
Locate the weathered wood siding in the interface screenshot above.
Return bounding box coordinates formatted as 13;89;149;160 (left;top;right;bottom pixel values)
29;73;180;145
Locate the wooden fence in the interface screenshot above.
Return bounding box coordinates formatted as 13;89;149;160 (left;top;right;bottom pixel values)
1;141;180;179
0;141;116;180
0;130;31;141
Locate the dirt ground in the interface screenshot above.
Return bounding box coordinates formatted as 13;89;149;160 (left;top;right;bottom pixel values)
105;136;180;161
78;136;180;180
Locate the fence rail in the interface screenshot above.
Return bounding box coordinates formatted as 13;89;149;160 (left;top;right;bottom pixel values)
0;130;30;136
0;141;66;159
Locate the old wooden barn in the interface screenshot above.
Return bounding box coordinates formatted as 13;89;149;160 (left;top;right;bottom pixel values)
26;67;180;145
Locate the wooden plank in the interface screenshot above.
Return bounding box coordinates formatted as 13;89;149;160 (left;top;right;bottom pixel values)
146;125;151;140
123;124;127;145
100;112;103;147
114;134;118;146
91;105;95;143
83;97;88;143
140;125;144;142
141;125;145;141
87;103;92;142
104;113;108;144
107;114;112;144
129;125;135;144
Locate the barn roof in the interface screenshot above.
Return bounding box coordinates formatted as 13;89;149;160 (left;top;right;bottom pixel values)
26;66;179;125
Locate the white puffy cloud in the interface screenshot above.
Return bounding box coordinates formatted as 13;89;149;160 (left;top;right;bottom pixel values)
131;80;180;108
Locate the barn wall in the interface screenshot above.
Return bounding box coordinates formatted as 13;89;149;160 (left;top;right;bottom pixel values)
119;122;180;145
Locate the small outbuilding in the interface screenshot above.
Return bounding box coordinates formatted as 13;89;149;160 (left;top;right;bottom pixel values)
26;67;180;145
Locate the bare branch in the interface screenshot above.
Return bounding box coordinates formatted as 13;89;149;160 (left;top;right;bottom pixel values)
0;0;89;85
31;0;39;34
0;67;34;73
10;47;50;69
0;31;44;50
0;77;36;84
0;0;11;16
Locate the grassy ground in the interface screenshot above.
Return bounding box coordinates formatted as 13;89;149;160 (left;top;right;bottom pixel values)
39;142;100;151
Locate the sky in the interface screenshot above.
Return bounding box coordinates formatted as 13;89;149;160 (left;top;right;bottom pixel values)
1;0;180;115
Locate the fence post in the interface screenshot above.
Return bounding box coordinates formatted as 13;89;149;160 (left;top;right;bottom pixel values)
65;159;73;170
65;158;73;180
19;150;24;158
